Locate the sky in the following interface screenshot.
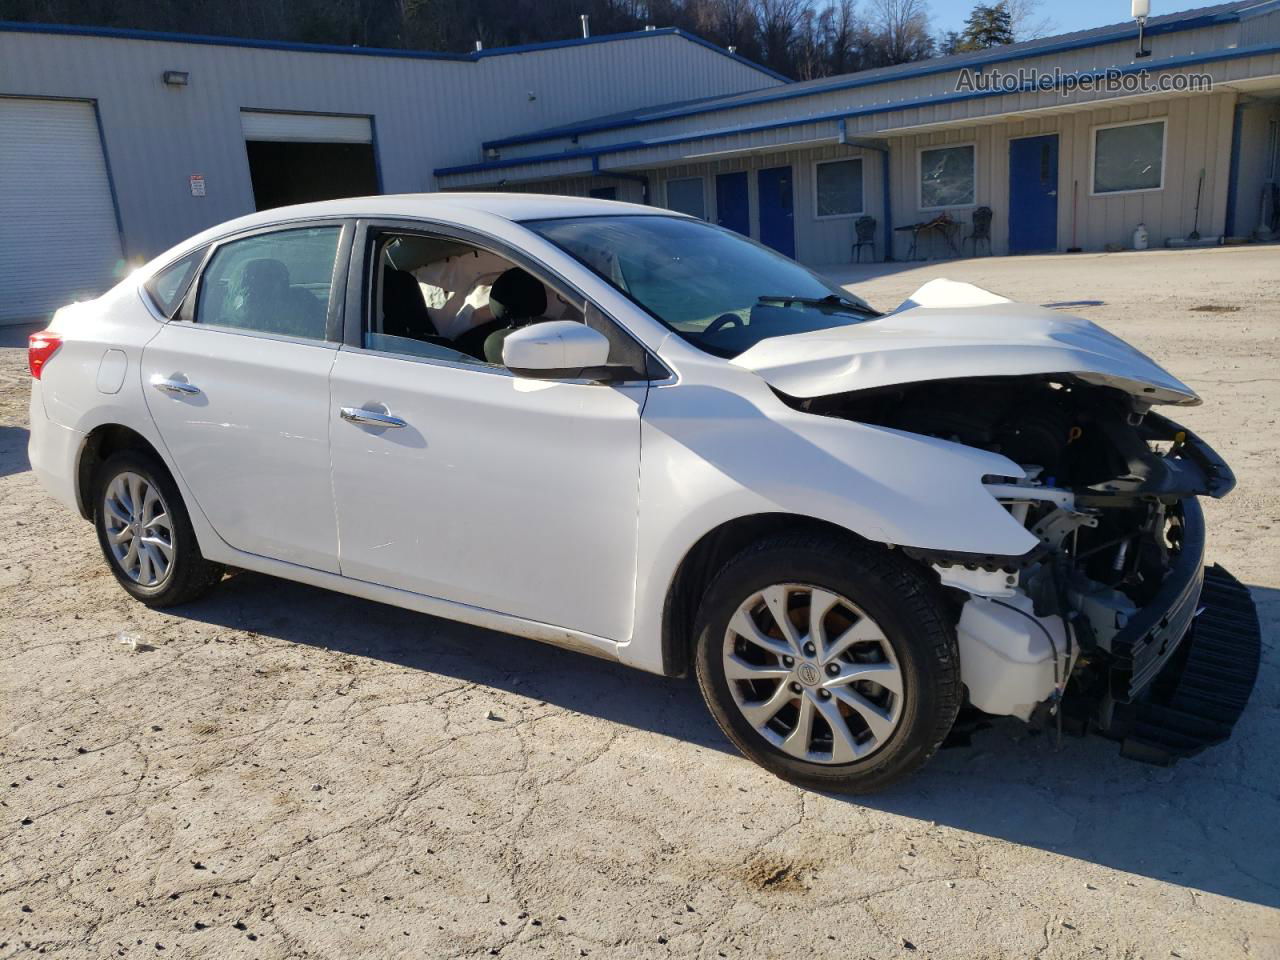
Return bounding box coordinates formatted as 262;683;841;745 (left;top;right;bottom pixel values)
928;0;1202;37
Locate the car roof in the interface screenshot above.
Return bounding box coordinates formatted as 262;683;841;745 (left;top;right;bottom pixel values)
228;192;666;231
153;192;674;269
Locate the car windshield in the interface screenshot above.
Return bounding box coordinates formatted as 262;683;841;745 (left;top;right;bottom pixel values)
525;214;877;357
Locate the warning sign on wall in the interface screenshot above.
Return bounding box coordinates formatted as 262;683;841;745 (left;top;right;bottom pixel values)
189;174;206;197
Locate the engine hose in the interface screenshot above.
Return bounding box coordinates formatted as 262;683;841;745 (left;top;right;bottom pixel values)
989;598;1062;693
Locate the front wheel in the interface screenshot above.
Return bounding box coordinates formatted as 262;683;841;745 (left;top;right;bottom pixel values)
693;534;960;793
92;450;224;607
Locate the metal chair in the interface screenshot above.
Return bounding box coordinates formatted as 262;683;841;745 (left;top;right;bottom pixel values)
966;206;993;256
851;215;877;262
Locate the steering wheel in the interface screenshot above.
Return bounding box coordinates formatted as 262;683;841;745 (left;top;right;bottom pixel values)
705;312;744;336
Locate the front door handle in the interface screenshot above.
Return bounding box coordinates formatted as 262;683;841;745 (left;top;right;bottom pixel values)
340;406;407;429
150;374;201;396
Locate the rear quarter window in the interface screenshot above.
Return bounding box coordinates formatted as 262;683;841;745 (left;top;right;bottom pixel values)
144;249;204;317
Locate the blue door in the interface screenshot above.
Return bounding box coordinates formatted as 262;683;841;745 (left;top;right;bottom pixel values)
589;186;617;200
715;172;750;236
757;166;795;258
1008;134;1059;253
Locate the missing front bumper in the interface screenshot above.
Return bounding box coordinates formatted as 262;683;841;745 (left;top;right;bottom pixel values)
1100;564;1261;765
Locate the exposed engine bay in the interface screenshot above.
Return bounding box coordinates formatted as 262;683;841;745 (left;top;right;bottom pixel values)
792;373;1257;761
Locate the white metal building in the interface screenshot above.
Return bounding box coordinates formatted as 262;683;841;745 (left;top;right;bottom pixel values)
2;4;1278;324
0;22;781;323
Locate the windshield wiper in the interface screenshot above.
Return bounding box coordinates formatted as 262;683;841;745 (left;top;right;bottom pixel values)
757;293;874;313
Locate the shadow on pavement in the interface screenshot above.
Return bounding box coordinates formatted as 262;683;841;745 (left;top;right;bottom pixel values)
178;567;1280;910
0;425;31;478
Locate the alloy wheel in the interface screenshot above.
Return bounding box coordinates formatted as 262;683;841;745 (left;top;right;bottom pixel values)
722;583;904;764
102;471;174;588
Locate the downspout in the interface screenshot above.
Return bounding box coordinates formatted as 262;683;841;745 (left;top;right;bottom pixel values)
592;155;650;204
1223;98;1248;238
841;120;894;261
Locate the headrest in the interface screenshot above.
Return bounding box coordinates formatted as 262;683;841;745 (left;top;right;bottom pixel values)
489;268;546;323
241;258;290;292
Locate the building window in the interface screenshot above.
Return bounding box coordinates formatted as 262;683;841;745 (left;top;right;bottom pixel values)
1092;119;1166;195
919;144;976;209
665;177;706;219
814;158;864;218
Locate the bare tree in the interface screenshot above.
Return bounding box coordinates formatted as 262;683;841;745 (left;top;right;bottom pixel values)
1003;0;1053;40
754;0;811;75
867;0;933;64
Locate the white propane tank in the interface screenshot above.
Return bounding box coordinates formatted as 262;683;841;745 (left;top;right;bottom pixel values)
1133;222;1149;250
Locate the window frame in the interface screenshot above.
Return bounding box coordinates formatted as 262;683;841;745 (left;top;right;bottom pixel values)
141;246;207;320
664;176;708;220
812;157;866;220
916;142;978;212
343;217;668;383
1089;117;1167;197
176;217;355;346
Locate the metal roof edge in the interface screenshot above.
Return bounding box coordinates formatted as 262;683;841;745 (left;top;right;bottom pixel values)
0;19;786;76
481;4;1250;150
440;39;1280;178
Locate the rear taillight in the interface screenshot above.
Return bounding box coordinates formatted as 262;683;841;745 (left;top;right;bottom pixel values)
28;331;62;379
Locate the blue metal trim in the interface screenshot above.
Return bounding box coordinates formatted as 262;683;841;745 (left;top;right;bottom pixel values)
481;4;1251;150
0;20;785;80
439;41;1280;178
370;114;385;194
881;150;892;261
89;98;128;260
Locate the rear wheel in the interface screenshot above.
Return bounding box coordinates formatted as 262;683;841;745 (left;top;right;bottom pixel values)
92;450;223;607
693;534;960;793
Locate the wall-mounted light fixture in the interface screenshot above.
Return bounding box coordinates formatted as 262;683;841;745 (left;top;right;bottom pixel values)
162;70;190;86
1132;0;1151;58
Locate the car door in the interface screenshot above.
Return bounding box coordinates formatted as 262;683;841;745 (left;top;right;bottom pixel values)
327;221;653;642
142;221;352;573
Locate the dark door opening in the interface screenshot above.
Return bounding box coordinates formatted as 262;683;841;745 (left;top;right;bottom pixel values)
1008;134;1059;253
715;171;750;236
757;166;795;258
245;140;379;211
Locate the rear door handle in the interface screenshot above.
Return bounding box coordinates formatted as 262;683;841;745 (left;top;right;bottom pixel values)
150;374;201;396
340;406;407;429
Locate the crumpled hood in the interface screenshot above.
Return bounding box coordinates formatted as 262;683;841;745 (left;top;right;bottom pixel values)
731;279;1199;406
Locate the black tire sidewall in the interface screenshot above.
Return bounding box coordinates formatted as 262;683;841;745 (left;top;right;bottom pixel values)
92;450;205;606
694;538;959;793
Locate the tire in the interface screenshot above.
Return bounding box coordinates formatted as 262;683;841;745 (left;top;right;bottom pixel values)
92;449;224;607
693;534;960;794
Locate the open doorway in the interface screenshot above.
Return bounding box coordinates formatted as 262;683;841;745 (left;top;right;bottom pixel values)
241;110;379;211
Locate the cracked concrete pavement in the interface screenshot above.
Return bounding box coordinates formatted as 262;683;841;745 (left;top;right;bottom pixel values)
1;245;1277;959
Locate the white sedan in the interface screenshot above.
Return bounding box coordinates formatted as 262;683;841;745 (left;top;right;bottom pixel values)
28;194;1258;792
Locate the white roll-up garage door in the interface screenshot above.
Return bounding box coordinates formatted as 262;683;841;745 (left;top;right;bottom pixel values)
0;97;125;325
240;110;373;144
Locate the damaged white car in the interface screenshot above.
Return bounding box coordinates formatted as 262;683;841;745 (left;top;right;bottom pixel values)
28;195;1260;792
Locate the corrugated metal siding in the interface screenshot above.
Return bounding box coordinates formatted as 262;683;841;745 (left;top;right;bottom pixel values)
1241;8;1280;45
0;29;776;261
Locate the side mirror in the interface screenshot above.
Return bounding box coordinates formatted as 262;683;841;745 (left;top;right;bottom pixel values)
502;321;612;380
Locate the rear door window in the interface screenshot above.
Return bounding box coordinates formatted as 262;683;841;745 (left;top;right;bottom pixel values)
195;226;341;340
